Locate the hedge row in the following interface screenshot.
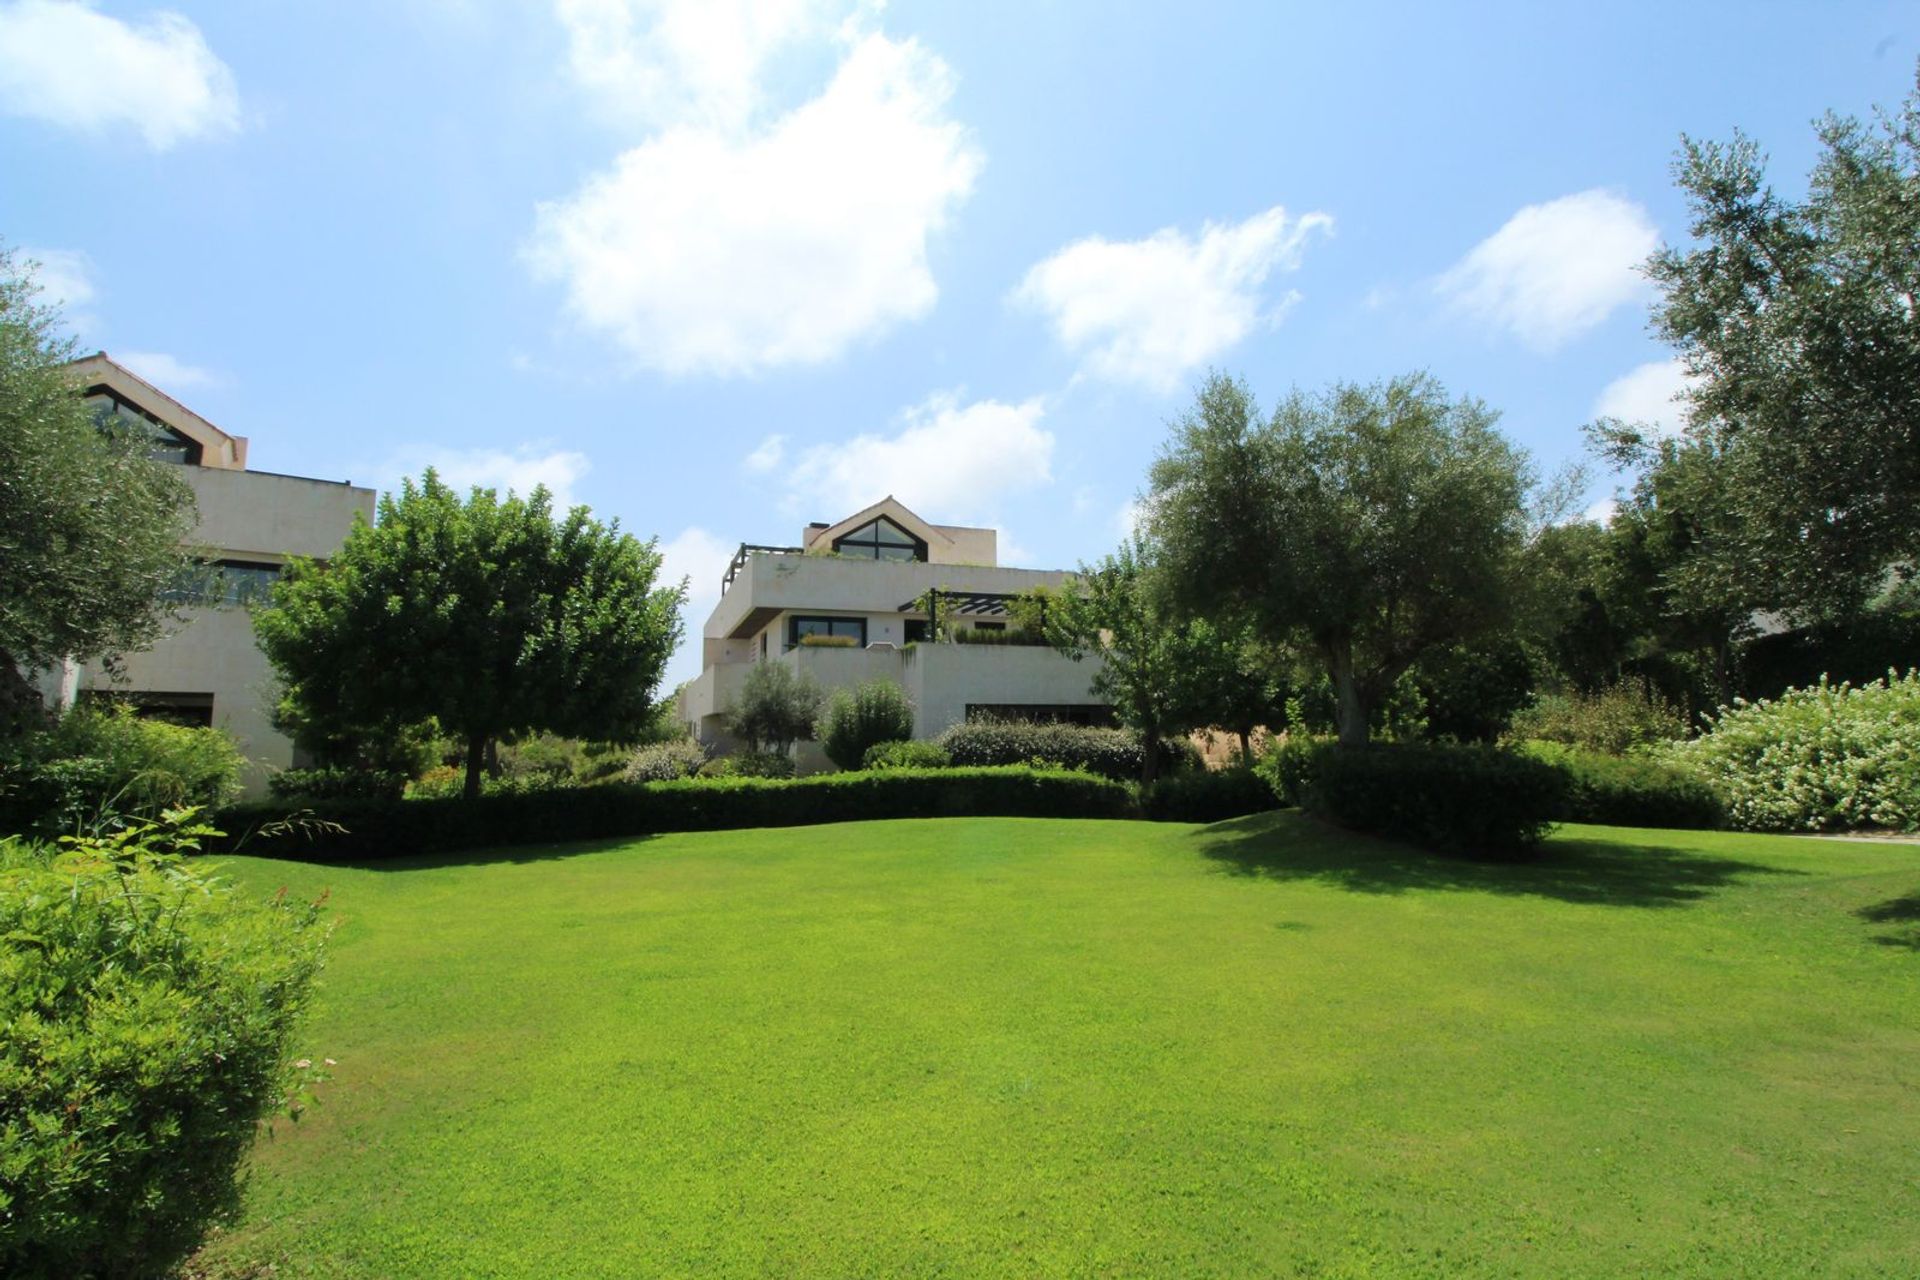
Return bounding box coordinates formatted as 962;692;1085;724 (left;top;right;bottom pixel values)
1520;742;1725;830
215;766;1133;860
934;720;1197;781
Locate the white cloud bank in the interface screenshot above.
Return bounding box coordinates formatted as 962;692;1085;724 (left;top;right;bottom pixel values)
385;445;593;510
118;350;225;391
657;523;738;686
1593;357;1694;437
529;3;980;375
1014;206;1332;391
0;0;240;149
1436;189;1658;350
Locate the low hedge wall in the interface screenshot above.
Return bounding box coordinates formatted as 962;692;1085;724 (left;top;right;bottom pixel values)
215;766;1134;860
1281;740;1569;855
1140;767;1281;823
1519;742;1724;830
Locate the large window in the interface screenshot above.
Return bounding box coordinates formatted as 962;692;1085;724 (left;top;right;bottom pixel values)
832;517;925;562
87;390;201;465
788;615;867;647
162;559;283;607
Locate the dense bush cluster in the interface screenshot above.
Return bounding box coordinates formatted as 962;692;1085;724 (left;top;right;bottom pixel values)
863;740;952;770
697;750;795;779
268;766;408;803
1519;742;1724;830
817;680;916;770
0;813;327;1278
1140;767;1279;823
1667;672;1920;831
936;721;1159;781
622;738;708;783
218;766;1135;860
1280;740;1568;854
0;706;245;837
1508;680;1690;756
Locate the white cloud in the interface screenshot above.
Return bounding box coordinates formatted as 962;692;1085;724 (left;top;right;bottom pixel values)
742;433;786;472
0;1;241;149
20;245;96;331
1593;358;1695;437
779;392;1052;521
528;20;980;375
1582;497;1620;525
387;444;593;509
117;350;224;391
1116;497;1147;540
657;524;736;686
1013;205;1332;391
1436;189;1658;350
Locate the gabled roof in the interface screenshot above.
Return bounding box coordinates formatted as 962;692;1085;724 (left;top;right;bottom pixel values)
804;496;955;551
65;352;248;470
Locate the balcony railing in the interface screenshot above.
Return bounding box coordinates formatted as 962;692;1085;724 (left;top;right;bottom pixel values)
720;543;806;595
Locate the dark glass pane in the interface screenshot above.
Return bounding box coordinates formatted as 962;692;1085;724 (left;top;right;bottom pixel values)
874;519;914;546
876;543;916;561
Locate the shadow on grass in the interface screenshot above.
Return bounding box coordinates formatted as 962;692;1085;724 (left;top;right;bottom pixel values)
1858;892;1920;950
1191;811;1801;908
247;834;663;873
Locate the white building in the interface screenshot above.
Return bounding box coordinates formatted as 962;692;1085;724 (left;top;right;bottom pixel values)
44;354;376;797
678;497;1111;769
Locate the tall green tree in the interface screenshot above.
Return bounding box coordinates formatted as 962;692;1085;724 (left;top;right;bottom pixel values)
1150;372;1532;748
0;247;195;731
254;471;683;799
1642;68;1920;617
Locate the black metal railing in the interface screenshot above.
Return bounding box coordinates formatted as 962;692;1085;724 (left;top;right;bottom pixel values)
720;543;807;595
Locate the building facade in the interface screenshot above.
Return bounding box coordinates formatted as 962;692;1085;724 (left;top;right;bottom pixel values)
678;498;1110;769
43;354;376;797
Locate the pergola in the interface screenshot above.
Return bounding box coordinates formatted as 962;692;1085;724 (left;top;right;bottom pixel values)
896;589;1025;619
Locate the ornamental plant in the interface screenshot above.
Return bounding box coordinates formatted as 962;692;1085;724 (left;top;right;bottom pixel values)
818;680;916;771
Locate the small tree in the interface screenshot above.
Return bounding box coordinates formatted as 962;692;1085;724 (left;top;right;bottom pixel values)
1151;372;1531;748
724;661;822;755
817;679;915;770
254;471;683;799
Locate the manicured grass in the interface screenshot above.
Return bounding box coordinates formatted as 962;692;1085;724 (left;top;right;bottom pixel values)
197;815;1920;1278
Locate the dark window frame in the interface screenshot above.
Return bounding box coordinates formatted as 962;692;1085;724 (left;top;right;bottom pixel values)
787;614;868;647
832;517;927;563
86;386;203;466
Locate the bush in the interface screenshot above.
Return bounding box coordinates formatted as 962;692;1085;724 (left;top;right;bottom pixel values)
863;740;952;770
268;766;408;803
818;680;916;771
949;626;1048;646
0;705;246;836
797;634;858;648
1666;672;1920;831
1256;735;1325;806
1140;767;1280;823
216;767;1137;860
937;721;1156;782
0;811;327;1278
1508;679;1690;756
1287;741;1568;855
623;738;708;783
724;662;822;753
1519;742;1724;829
698;749;795;779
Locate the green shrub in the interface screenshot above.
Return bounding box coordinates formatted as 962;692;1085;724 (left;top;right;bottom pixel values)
623;738;708;783
1140;767;1279;823
937;721;1156;782
724;662;822;753
1508;679;1690;756
796;634;858;648
0;810;328;1278
217;767;1137;860
1666;672;1920;831
863;740;952;770
1519;741;1724;829
949;626;1048;646
1289;741;1568;855
818;680;916;771
0;705;246;836
698;750;795;779
268;766;408;803
1256;735;1326;805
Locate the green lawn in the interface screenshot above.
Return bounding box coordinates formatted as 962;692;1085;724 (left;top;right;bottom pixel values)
197;815;1920;1278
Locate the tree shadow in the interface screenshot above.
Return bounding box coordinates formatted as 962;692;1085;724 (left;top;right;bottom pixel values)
1857;892;1920;950
239;834;662;873
1191;811;1802;909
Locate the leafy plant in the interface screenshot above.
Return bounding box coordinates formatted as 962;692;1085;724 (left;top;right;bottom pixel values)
863;740;952;770
936;721;1154;782
818;680;916;771
623;738;709;783
723;662;822;755
1519;741;1724;829
1509;678;1690;756
0;704;246;837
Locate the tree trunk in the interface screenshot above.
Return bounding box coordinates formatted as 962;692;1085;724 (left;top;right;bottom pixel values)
485;738;502;780
1141;728;1162;786
1329;650;1369;749
1237;727;1253;767
464;731;486;800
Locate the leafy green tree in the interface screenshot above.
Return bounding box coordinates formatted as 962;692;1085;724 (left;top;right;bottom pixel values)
723;661;822;755
816;679;915;770
1150;372;1532;748
254;471;683;799
0;247;195;731
1640;69;1920;617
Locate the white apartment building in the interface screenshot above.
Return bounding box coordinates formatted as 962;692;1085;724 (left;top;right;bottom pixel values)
42;354;375;796
679;498;1111;769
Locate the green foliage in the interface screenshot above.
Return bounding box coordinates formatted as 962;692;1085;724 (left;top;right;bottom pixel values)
948;626;1047;646
0;809;327;1278
797;634;858;648
818;680;916;771
697;750;795;779
623;738;708;783
1139;767;1279;823
0;705;246;836
862;740;952;770
1667;672;1920;831
1256;735;1326;807
1737;609;1920;701
268;766;408;803
724;661;822;754
935;720;1157;782
1150;372;1533;746
219;767;1135;859
1519;741;1724;830
0;247;197;714
1412;638;1538;743
1508;678;1690;756
253;470;684;799
1287;741;1568;854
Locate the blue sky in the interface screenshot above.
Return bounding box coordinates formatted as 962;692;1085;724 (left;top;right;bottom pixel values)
3;0;1915;686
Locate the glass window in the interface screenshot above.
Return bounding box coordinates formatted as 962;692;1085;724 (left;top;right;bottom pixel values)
833;517;925;561
788;615;867;646
87;392;201;465
162;559;282;607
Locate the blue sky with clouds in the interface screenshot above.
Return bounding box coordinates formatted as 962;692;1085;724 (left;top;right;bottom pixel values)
3;0;1916;685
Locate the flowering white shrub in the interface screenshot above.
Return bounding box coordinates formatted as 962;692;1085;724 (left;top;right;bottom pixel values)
1667;671;1920;831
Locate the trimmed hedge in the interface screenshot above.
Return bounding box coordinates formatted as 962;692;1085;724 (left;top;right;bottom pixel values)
1287;741;1568;855
863;740;953;770
1140;767;1281;823
268;766;408;803
936;721;1174;782
1520;742;1724;830
215;766;1134;860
